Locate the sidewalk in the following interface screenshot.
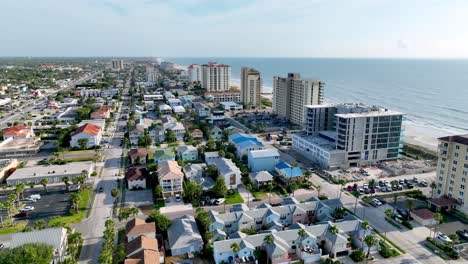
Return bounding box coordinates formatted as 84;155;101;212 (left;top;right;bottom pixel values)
238;184;254;202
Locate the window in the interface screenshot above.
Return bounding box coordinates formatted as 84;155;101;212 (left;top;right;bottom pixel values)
456;145;460;150
461;185;465;190
460;192;464;196
453;160;458;165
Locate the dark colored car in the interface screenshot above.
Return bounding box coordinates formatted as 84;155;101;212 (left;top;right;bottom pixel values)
352;183;358;191
98;186;104;192
15;211;29;218
396;208;409;219
407;183;414;189
347;185;353;191
370;188;376;194
456;230;468;240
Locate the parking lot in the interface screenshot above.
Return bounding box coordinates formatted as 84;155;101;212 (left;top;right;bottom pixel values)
0;186;71;225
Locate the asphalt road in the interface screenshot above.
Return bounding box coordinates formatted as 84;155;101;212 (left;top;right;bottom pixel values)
76;99;125;264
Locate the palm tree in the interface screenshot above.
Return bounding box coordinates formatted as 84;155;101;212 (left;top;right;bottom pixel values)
364;234;376;258
354;192;361;213
316;185;322;198
231;242;241;257
40;178;49;192
385;208;393;219
67;232;83;261
368;179;376;189
62;177;70;191
263;234;274;245
433;212;443;238
70;193;81;214
298;228;307;239
0;202;4;227
34;220;46;230
361;221;370;248
15;183;26;199
27;181;35;189
392;194;398;213
430;181;437;198
4;201;13;221
406;199;415;213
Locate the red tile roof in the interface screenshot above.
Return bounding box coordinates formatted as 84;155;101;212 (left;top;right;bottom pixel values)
126;235;158;257
412;208;434;220
124;249;159;264
3;125;32;137
128;148;149;157
72;123;101;136
126;167;149;182
126;218;156;237
430;196;459;207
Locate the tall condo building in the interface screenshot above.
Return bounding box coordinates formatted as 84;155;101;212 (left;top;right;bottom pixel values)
111;59;124;70
433;135;468;214
146;64;159;82
201;62;231;92
273;73;324;126
188;64;202;83
240;67;262;109
292;103;404;169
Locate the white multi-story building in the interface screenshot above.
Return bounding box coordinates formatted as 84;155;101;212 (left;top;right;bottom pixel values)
205;91;241;103
292;103;404;169
201;63;231;91
188;64;202;83
241;67;262;109
111;59;124;70
434;135;468;214
273;73;324;126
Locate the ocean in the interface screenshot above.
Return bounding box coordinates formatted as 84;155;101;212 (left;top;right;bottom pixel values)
168;57;468;136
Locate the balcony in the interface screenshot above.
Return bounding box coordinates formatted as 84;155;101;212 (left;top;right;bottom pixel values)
235;256;256;264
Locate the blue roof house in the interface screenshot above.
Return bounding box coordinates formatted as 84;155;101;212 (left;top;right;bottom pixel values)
228;133;264;158
275;162;303;181
248;149;280;172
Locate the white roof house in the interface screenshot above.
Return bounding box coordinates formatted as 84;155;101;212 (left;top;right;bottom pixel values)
207;158;241;189
168;215;204;256
172;105;186;114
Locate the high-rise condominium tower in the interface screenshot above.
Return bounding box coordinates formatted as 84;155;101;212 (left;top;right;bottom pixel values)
273;73;324;126
201;63;231;92
240;67;262;109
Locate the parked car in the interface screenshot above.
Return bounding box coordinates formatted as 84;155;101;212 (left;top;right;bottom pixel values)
372;198;382;206
98;187;104;192
175;194;181;202
370;188;376;194
20;206;35;212
359;187;365;193
413;177;419;183
378;181;384;187
15;211;29;218
29;194;41;200
398;179;404;184
407;183;414;189
215;198;225;205
397;184;403;190
25;197;37;202
386;187;393;192
420;180;428;187
436;233;452;243
347;185;353;191
396;208;409;219
456;230;468;240
352;184;358;191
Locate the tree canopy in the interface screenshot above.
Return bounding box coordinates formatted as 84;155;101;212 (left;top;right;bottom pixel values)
0;243;53;264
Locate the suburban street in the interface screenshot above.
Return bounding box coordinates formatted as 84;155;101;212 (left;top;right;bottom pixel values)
76;100;124;264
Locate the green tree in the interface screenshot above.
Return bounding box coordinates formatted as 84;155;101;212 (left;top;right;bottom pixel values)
298;228;307;239
231;242;241;256
385;208;393;218
0;243;54;264
147;209;170;232
263;234;274;245
212;177;227;198
206;165;218;178
430;181;437;198
40;178;49;192
433;212;443;238
183;181;203;203
166;129;177;143
364;234;376;257
67;232;83;261
27;181;35;189
111;188;120;199
77;138;89;150
154;185;163;199
62;177;70;191
34;220;46;230
70;193;81;214
316;185;322;198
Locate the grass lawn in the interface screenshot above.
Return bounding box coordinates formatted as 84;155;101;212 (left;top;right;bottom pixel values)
167;142;179;147
65;157;96;163
165;254;188;264
0;221;27;235
48;188;91;227
226;192;244;204
252;191;269;200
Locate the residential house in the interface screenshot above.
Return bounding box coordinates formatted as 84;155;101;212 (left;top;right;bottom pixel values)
126;236;161;264
126;218;156;242
2;125;35;140
249;171;273;188
204;151;220;163
158;104;172;116
194;102;210;118
168;215;204;256
191;129;204;141
90;105;112;119
163;91;175;100
157;160;184;197
207;158;241;189
172;105;185;115
70;123;103;148
128;148;149;164
210;110;226;125
177;145;198;161
149;125;165;145
275;162;303;182
168;98;182;107
126;167;148;189
8;227;68;264
163;122;185;141
183;163;206;182
153;149;175;163
228;133;264;158
210;126;223;140
247;148;280;172
220;102;243;111
129;127;145;147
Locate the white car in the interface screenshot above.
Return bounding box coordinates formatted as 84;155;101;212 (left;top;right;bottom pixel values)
20;206;35;212
175;194;181;202
372;198;382;206
436;233;452;243
29;194;41;200
25;197;37;202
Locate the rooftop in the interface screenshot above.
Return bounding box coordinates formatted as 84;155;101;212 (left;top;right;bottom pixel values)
8;162;93;181
72;123;101;136
168;215;203;250
2;125;32;137
248;149;279;159
438;134;468;146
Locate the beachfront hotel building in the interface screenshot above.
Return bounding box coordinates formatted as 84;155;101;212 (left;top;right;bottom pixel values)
240;67;262;109
272;73;324;126
433;135;468;214
188;64;202;83
201;62;231;92
292;103;404;169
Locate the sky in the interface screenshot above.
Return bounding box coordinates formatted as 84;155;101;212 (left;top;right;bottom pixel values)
1;0;468;58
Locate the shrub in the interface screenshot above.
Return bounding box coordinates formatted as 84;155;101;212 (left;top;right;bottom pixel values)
350;249;366;262
379;241;399;258
319;195;329;200
401;221;413;229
